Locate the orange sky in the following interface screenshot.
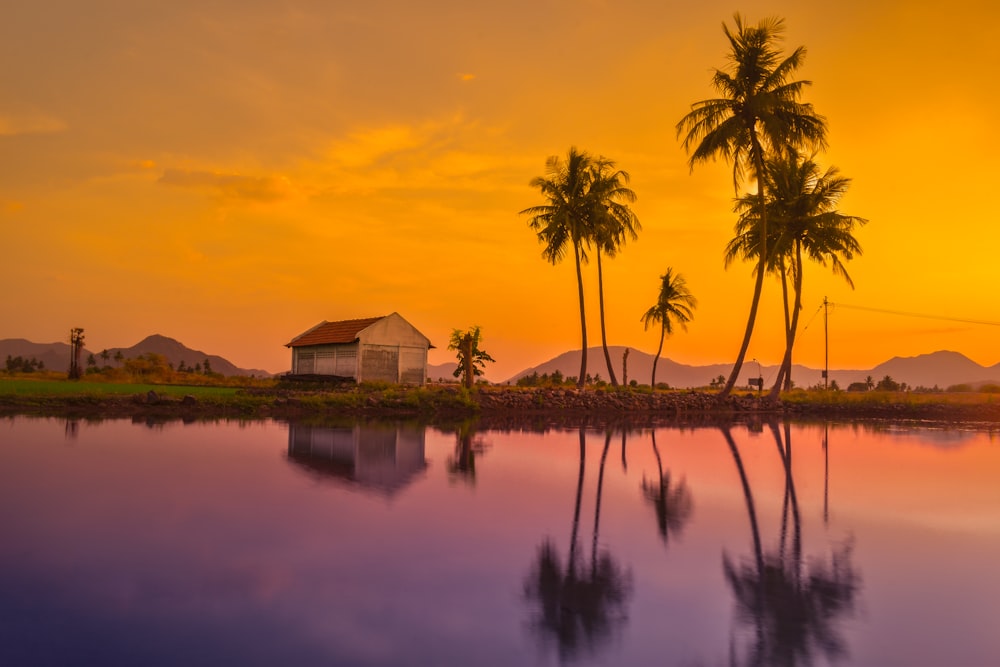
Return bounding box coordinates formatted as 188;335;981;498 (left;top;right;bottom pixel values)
2;0;999;380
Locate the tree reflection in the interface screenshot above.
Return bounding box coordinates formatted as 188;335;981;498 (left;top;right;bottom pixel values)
641;429;693;547
524;428;632;662
722;423;860;667
446;420;489;485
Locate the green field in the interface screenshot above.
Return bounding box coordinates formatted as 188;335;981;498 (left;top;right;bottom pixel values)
0;378;240;398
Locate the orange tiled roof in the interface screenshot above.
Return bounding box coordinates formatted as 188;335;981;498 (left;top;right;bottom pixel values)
286;316;384;347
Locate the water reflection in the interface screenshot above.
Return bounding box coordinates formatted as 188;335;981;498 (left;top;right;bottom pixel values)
723;422;860;667
640;429;693;548
3;416;998;666
286;422;427;497
444;420;490;485
524;429;633;662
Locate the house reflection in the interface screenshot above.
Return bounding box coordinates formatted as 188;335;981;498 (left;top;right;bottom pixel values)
287;423;428;497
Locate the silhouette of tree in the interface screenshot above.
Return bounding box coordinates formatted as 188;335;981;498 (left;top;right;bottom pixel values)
68;328;85;380
723;423;860;666
728;153;866;397
677;14;826;399
641;430;693;547
446;421;489;485
589;158;641;387
641;268;696;388
522;148;597;388
524;429;632;661
448;326;495;389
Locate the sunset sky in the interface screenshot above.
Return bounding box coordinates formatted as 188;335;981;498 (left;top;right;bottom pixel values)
3;0;998;380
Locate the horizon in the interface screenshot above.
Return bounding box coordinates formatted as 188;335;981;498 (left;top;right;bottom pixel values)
3;2;999;382
7;333;999;385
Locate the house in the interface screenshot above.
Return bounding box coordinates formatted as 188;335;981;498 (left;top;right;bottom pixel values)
285;312;433;384
287;423;427;497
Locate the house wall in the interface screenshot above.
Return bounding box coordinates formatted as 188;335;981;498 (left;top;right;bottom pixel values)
292;343;359;377
356;313;429;384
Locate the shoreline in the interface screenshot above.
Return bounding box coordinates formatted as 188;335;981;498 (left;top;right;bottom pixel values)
3;384;1000;428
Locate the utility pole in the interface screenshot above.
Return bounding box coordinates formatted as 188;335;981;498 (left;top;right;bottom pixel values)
823;296;829;390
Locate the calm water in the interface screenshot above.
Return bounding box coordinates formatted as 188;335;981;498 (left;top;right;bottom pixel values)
1;416;999;667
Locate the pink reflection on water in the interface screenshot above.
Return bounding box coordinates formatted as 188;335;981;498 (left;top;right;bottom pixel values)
0;417;998;666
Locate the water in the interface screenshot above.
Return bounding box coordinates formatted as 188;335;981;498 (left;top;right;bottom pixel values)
1;416;998;666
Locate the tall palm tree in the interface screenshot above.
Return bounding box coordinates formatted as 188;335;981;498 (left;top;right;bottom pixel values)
589;158;641;387
730;154;866;397
676;13;827;399
521;147;596;388
641;268;696;388
766;155;865;397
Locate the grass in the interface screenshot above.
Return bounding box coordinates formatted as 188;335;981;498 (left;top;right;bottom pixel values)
0;378;240;398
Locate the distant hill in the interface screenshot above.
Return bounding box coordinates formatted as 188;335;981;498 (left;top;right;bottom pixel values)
427;361;459;382
0;338;76;374
0;335;271;377
869;351;1000;389
503;346;1000;390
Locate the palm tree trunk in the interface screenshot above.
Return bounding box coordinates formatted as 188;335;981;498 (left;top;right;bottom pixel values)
769;241;804;399
720;135;768;400
596;251;619;386
569;427;586;572
573;240;588;388
620;430;628;473
592;432;612;576
721;426;765;579
651;325;665;387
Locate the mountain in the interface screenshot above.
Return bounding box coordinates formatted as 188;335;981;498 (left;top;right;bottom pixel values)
427;361;459;382
0;338;75;374
0;335;271;377
503;346;998;390
869;351;1000;389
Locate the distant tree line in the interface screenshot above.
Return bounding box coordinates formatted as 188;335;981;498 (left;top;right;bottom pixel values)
5;355;45;373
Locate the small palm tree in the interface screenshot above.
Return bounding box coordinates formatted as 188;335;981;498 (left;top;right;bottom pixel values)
641;268;697;388
677;13;826;399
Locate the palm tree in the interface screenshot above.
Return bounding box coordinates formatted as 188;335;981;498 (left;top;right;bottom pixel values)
641;268;696;388
728;153;866;398
521;148;596;388
765;155;865;397
676;13;827;399
589;158;641;387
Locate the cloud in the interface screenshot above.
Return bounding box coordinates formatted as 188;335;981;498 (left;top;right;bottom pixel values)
0;114;68;136
158;168;293;202
327;124;429;169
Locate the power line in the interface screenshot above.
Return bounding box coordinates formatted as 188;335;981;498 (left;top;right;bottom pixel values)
830;303;1000;328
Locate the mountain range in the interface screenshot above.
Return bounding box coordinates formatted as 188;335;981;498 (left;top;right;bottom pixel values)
5;335;998;389
0;335;272;377
503;346;1000;390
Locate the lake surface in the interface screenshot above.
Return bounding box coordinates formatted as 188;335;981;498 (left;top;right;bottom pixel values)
1;416;998;666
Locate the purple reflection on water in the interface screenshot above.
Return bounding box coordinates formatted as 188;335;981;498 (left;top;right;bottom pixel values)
0;417;998;666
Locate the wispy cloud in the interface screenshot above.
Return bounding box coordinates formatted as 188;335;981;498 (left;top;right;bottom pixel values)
158;168;293;202
0;114;67;136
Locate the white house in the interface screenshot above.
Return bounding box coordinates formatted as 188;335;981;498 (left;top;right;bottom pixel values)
285;312;433;384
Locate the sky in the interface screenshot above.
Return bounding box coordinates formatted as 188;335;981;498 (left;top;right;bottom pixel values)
2;0;999;381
